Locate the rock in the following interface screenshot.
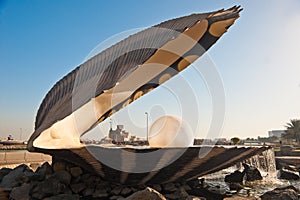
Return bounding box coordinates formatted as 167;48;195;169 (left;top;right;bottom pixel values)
43;194;80;200
35;162;52;178
224;197;258;200
15;170;35;184
111;186;122;195
199;178;208;188
164;193;179;199
225;170;245;183
82;187;95;196
70;182;86;194
182;184;192;191
71;176;81;184
30;177;66;199
260;185;299;200
165;188;189;199
186;186;226;200
53;161;66;172
125;187;166;200
83;174;98;187
121;187;132;196
110;195;126;200
109;196;125;200
278;169;299;180
1;164;30;190
81;173;91;182
53;170;72;185
186;179;200;189
69;167;83;177
179;187;189;198
93;185;109;198
229;183;244;192
0;168;12;182
162;182;177;192
151;184;162;192
131;187;138;193
186;196;206;200
242;164;263;181
9;183;30;200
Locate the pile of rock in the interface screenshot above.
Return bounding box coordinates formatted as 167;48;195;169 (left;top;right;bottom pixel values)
224;163;263;185
0;160;298;200
0;160;212;200
224;163;300;200
260;185;299;200
276;158;300;181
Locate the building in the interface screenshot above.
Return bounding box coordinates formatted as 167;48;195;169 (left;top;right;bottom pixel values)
268;130;285;138
108;125;130;143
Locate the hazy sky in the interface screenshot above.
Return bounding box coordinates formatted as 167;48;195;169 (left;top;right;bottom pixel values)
0;0;299;140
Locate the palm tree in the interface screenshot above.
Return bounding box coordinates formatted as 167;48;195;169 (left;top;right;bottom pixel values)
230;137;241;145
283;119;300;143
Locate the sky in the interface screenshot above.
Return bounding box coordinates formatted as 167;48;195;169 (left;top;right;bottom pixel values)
0;0;300;141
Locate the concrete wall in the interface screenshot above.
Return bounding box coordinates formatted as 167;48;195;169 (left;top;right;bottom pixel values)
0;151;51;165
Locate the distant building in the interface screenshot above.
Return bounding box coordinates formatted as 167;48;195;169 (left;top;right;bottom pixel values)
268;130;285;138
108;125;130;143
100;136;113;144
243;139;262;146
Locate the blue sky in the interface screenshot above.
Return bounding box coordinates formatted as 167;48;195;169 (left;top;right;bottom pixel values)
0;0;300;140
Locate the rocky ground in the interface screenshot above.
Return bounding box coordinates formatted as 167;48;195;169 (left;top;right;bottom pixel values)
0;160;298;200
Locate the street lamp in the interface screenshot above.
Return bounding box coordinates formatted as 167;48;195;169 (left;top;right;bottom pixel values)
20;128;22;141
145;112;149;143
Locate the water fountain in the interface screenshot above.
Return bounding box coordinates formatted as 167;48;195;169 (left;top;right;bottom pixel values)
202;148;299;198
243;148;277;178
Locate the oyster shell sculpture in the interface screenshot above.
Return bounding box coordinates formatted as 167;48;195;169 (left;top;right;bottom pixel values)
27;6;268;185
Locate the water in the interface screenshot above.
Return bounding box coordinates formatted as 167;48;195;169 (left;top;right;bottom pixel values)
201;148;300;198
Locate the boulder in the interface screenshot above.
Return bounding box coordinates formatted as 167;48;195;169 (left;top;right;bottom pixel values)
162;182;177;192
30;177;66;199
164;193;179;199
9;183;30;200
121;187;132;196
181;183;192;192
15;170;35;184
111;186;123;195
186;179;200;189
1;164;30;190
225;170;245;183
43;194;80;200
35;162;52;178
53;170;72;185
278;169;299;180
186;196;206;200
224;197;258;200
228;183;244;192
164;187;189;199
260;185;299;200
178;187;189;198
93;185;109;198
151;184;162;192
52;161;66;172
83;174;101;188
82;187;95;196
0;168;12;182
242;164;262;181
111;196;126;200
125;187;166;200
70;182;86;194
69;167;83;177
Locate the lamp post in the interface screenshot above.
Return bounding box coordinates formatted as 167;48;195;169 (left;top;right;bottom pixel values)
145;112;149;143
20;128;22;140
